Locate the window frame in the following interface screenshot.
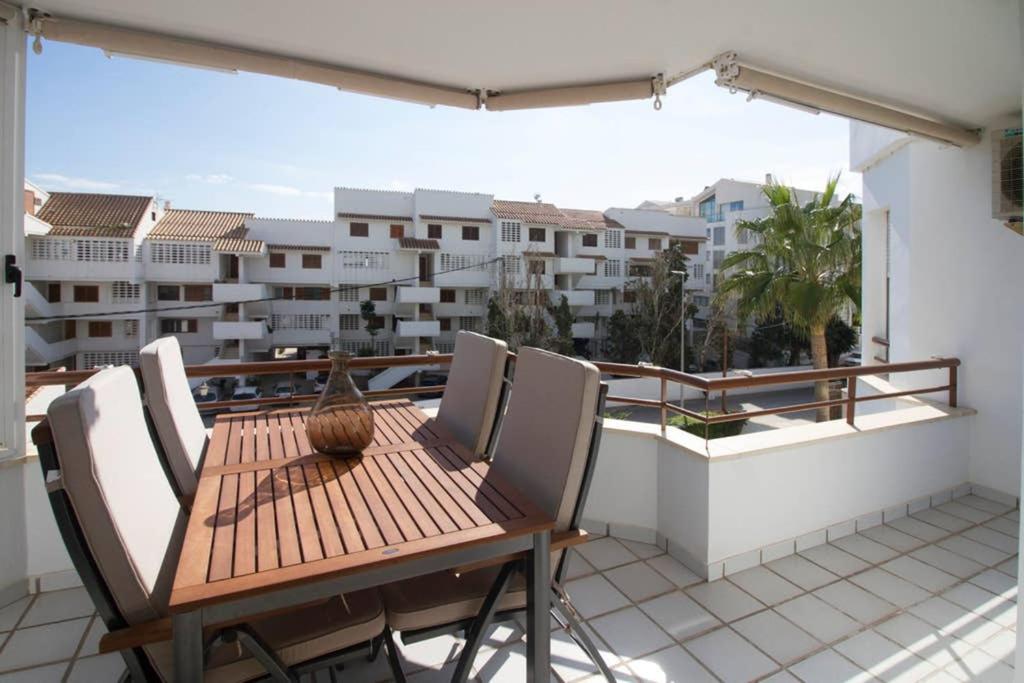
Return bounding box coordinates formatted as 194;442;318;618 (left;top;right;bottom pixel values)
461;225;480;241
87;320;113;337
350;222;369;237
369;287;388;302
73;285;99;303
528;227;546;242
156;285;180;301
389;224;405;239
582;233;598;247
301;253;322;269
440;289;456;303
269;252;286;268
624;237;636;250
427;224;442;239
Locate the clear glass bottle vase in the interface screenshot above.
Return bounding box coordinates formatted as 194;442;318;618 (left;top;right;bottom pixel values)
305;351;375;454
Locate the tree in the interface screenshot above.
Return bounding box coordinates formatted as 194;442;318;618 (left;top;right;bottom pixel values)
549;294;575;356
605;309;642;363
624;242;691;369
359;300;381;353
484;257;551;351
716;175;861;421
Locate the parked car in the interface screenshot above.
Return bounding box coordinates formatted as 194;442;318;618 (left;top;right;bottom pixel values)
313;372;329;393
230;385;262;411
192;384;220;413
272;382;295;398
840;351;863;367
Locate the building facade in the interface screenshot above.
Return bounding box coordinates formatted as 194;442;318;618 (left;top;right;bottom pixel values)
23;186;707;371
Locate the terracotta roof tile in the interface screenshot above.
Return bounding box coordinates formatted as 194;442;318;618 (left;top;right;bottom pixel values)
560;208;621;230
37;192;152;238
491;200;601;230
213;237;265;254
398;237;441;250
337;213;413;222
148;209;252;241
266;243;331;252
419;214;492;224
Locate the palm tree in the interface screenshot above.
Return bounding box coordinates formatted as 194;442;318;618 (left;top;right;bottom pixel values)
716;175;861;422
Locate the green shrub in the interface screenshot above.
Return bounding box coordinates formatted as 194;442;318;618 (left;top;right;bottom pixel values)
604;408;633;420
668;411;748;439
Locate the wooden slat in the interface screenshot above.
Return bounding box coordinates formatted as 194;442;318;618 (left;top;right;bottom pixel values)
233;471;257;576
408;448;493;527
433;445;520;520
393;449;475;530
205;418;232;468
287;465;325;563
383;451;456;535
278;413;301;460
318;461;365;553
174;476;223;589
208;474;239;582
362;456;424;541
289;412;314;456
254;414;271;462
423;447;507;523
303;463;345;558
394;403;441;440
271;465;303;567
371;409;403;446
240;415;256;464
254;469;279;572
225;417;243;466
334;459;386;548
346;459;405;546
374;452;442;537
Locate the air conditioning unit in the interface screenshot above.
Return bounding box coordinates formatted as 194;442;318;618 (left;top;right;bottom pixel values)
992;127;1023;224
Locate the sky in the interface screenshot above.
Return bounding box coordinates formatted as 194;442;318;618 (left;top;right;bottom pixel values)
26;41;859;220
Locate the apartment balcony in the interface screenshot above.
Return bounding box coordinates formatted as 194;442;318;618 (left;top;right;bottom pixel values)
552;289;596;307
212;282;269;303
395;319;441;337
212;320;267;340
571;321;596;338
553;257;597;275
270;327;332;346
395;285;441;305
154;302;222;318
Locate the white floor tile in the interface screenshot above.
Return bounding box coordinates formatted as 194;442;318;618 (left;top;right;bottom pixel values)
589;607;673;661
774;594;860;644
968;568;1018;600
685;579;764;623
975;628;1016;666
961;527;1017;554
911;509;973;533
0;617;89;673
938;536;1011;567
994;557;1017;578
0;598;30;635
405;659;457;683
874;613;950;665
909;545;986;579
549;623;620;682
396;632;464;670
798;544;870;577
788;648;873;683
880;556;959;592
941;582;1014;617
618;540;664;560
76;617;106;658
849;568;931;608
761;671;800;683
834;629;935;682
982;517;1018;539
645;556;701;589
684;627;778;683
935;502;995;525
19;588;94;628
576;538;639;571
564;574;631;620
956;495;1013;516
727;566;802;606
625;645;717;683
765;554;839;591
565;551;597;580
887;516;949;543
65;653;125;683
0;662;67;683
944;647;1014;682
731;610;821;665
604;562;675;603
638;592;719;641
470;642;557;682
861;525;926;553
831;533;901;564
813;580;899;625
907;596;1001;645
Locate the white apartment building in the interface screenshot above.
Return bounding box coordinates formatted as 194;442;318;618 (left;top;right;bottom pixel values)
22;186;706;370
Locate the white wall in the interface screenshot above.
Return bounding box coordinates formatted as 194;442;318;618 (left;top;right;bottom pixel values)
855;118;1024;496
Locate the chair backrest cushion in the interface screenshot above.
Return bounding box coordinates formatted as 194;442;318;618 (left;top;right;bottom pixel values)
491;347;601;531
140;336;207;497
436;331;508;456
47;366;185;624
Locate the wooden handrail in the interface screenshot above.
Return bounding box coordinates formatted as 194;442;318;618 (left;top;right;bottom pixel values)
872;336;891;347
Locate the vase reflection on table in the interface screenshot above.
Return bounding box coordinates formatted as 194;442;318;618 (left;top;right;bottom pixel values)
305;350;375;454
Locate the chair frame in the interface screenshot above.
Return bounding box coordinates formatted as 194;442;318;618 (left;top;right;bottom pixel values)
386;384;612;682
31;420;388;683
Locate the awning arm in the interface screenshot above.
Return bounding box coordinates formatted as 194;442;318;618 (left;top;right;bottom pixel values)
712;51;982;148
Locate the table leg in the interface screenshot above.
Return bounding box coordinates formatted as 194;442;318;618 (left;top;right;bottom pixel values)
526;530;551;683
173;610;203;682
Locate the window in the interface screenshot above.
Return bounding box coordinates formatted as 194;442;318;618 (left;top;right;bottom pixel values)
365;315;385;330
438;253;489;272
269;252;286;268
439;318;452;332
465;289;486;306
623;290;636;304
124;320;138;337
527;259;546;275
157;285;180;301
427;224;442;239
594;290;610;306
225;303;239;314
737;227;749;245
294;287;330;300
64;320;76;340
440;289;456;303
462;225;479;241
624;237;636;250
73;285;99;303
528;227;545;242
369;287;387;302
713;250;725;268
693;264;705;280
338;287;359;302
46;283;60;302
603;260;622;278
500;220;521;243
160;319;198;334
501;255;522;276
111;281;140;302
389;224;405;239
88;321;113;337
582;233;598;247
270;314;329;330
603;229;622;249
678;240;699;255
648;238;662;250
350;222;369;237
694;295;710;306
339;251;388;269
183;285;212;302
699;196;717;220
302;254;322;269
150;242;210;265
459;317;480;332
339;314;361;331
629;263;652;277
713;226;725;246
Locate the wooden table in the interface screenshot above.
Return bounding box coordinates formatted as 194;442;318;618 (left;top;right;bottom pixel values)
169;399;554;681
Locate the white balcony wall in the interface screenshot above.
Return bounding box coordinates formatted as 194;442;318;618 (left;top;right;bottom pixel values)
434;302;485;318
271;328;332;347
26;238;142;281
571;322;595;338
213;282;269;303
854;116;1024;496
552;289;595;307
395;286;440;304
145;260;218;283
396;320;440;337
432;269;491;288
553;257;596;275
213;321;266;340
153;303;221;318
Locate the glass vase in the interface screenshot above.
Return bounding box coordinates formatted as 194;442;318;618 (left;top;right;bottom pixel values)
305;351;375;455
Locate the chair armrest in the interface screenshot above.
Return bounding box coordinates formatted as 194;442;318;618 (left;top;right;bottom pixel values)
450;529;589;576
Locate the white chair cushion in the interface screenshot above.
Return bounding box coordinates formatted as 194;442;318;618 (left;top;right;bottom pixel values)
436;331;508;456
140;336;208;497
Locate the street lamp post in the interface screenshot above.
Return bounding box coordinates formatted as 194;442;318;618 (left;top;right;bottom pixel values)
671;269;688;406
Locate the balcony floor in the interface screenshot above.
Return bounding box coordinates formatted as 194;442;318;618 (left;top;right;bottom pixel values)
0;495;1017;682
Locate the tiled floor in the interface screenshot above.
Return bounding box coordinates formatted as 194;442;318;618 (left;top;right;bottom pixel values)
0;494;1018;682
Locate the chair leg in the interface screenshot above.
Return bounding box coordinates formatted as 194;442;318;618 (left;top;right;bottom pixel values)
550;588;614;683
382;626;407;683
452;561;517;683
232;625;298;683
367;634;383;662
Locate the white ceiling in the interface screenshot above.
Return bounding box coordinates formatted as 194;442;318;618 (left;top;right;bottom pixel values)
27;0;1021;126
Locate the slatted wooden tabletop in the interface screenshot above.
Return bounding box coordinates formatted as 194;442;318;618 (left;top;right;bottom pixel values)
169;399;552;612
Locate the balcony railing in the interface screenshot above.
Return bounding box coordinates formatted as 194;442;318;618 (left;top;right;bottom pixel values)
25;352;960;441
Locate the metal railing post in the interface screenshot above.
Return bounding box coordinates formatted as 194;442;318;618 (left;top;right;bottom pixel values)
949;366;958;407
659;378;667;435
846;374;857;426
